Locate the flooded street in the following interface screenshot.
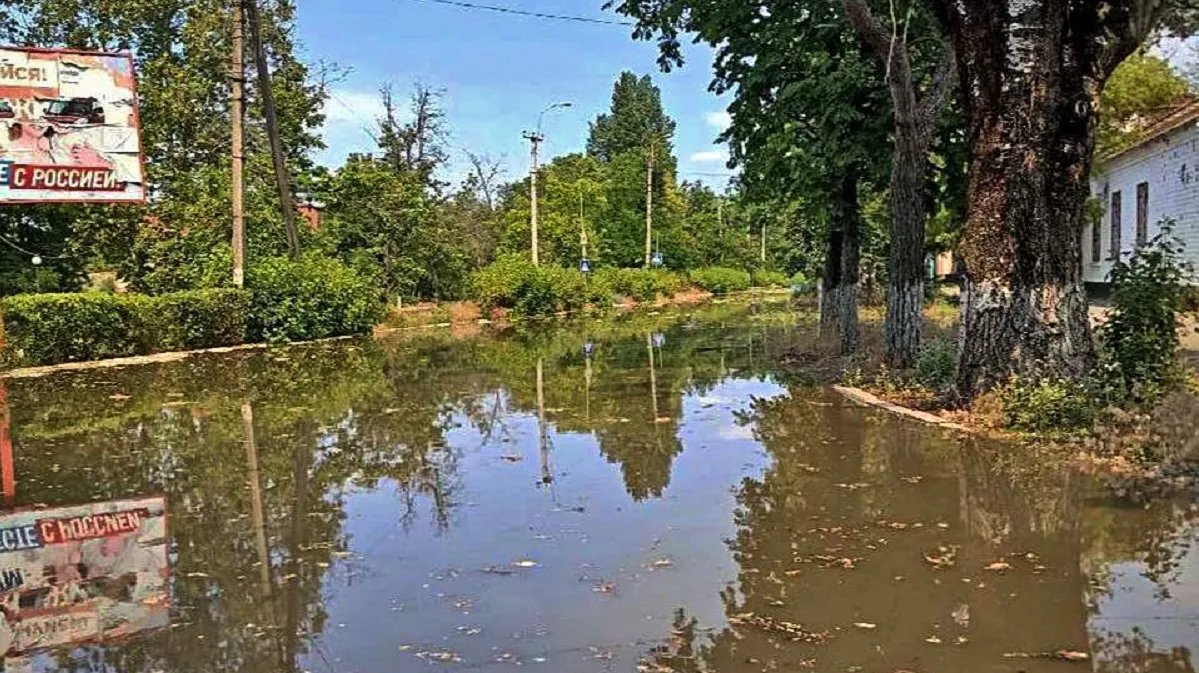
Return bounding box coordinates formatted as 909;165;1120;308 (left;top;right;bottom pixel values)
2;300;1198;672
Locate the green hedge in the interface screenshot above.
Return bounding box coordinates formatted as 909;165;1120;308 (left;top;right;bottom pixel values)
751;270;789;288
469;257;695;317
690;267;752;294
1;288;250;367
469;254;605;317
247;255;384;343
596;268;688;302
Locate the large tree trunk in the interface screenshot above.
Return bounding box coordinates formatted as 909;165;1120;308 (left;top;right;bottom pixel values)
819;172;862;355
944;0;1144;398
886;135;926;368
838;174;862;355
843;0;956;369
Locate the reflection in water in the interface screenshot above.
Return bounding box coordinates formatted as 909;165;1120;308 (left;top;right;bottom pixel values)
1;301;1197;671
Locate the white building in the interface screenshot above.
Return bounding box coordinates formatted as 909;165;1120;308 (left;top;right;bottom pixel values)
1083;102;1199;287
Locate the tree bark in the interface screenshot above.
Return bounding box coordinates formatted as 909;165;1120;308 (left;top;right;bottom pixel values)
838;173;862;355
819;171;863;355
943;0;1159;397
843;0;957;369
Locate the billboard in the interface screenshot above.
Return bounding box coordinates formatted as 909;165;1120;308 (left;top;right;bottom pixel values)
0;496;168;656
0;47;145;204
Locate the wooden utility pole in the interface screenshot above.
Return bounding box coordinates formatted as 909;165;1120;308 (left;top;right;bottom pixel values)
524;131;543;266
245;0;300;259
644;142;655;268
231;0;246;287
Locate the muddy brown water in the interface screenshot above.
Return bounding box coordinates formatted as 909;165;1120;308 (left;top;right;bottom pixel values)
1;301;1197;672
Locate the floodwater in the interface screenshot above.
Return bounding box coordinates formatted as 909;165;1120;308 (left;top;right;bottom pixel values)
1;299;1198;672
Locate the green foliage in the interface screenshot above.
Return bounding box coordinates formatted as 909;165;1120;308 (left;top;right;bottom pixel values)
1099;222;1193;404
587;72;677;162
595;267;687;301
0;289;249;367
323;155;467;301
1098;52;1193;157
690;267;751;294
999;377;1103;436
468;254;603;317
246;256;383;343
143;289;251;352
751;270;789;288
914;339;958;392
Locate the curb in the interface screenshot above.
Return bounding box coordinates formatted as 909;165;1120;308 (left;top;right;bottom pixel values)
831;385;971;433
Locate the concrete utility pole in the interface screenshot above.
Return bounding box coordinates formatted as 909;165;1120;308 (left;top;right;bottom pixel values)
717;198;725;263
231;0;245;288
523;130;544;266
761;219;767;264
578;189;587;260
525;102;572;267
644;142;655;268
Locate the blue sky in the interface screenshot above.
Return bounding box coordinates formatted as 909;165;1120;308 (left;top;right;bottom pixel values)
295;0;735;188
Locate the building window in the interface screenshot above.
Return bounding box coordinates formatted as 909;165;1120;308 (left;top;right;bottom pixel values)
1136;181;1149;246
1091;216;1101;262
1110;191;1122;260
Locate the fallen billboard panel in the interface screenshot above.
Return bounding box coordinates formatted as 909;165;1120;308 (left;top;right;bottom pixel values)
0;47;145;204
0;496;168;655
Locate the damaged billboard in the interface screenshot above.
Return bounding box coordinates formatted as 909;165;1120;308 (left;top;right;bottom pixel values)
0;496;169;656
0;47;145;204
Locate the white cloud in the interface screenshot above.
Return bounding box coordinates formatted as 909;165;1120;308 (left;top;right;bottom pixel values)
690;149;729;165
325;89;387;126
318;89;391;166
705;111;732;131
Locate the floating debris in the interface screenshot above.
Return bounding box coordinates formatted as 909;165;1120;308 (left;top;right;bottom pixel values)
853;622;877;630
729;613;832;644
1003;650;1090;662
984;561;1012;572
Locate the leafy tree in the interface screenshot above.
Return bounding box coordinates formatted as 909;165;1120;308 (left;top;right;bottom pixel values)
0;0;328;294
607;0;894;353
586;71;677;162
935;0;1196;397
1098;51;1193;157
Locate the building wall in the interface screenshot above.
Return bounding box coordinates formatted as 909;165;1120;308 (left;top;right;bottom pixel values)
1084;122;1199;285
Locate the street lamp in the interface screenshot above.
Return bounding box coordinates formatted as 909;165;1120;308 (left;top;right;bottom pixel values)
525;101;572;266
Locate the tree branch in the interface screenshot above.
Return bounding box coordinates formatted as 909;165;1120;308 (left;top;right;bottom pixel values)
842;0;892;61
916;44;957;140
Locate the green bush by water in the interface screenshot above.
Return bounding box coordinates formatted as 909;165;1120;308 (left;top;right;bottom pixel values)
751;270;789;288
999;376;1104;436
470;256;689;316
915;339;958;392
1100;222;1193;405
1;288;250;366
247;255;384;343
690;267;751;294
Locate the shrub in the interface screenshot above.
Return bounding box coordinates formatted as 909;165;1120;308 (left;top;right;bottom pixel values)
468;254;535;310
0;289;250;366
752;270;789;288
999;376;1103;436
247;255;383;342
145;289;251;351
593;268;686;302
915;338;958;392
468;254;603;317
690;267;752;294
1100;221;1193;405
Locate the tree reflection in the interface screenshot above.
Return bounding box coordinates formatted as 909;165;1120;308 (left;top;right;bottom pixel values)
641;394;1101;672
0;301;809;671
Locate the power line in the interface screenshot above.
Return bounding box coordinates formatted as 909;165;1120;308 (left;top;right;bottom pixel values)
0;233;68;260
404;0;633;26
